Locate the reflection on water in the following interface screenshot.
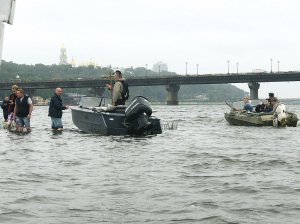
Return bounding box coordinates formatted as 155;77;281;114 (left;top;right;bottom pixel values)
0;104;299;224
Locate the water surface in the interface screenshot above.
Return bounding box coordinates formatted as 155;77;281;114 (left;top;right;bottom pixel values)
0;104;299;223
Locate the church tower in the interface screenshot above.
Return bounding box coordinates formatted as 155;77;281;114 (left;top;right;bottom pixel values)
59;43;68;65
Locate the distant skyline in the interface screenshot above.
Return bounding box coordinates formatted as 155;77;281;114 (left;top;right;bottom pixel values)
2;0;300;98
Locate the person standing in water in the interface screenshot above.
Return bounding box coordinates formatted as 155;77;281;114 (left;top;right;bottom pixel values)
1;96;9;122
48;88;68;131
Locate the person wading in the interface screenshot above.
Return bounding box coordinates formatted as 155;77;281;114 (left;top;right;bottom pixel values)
13;89;33;132
7;85;18;128
48;88;68;131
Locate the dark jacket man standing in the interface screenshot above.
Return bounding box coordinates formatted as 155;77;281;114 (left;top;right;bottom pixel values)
48;88;68;131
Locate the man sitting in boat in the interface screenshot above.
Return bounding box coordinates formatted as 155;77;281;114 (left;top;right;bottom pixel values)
242;96;253;112
255;99;273;113
106;70;129;106
268;92;279;111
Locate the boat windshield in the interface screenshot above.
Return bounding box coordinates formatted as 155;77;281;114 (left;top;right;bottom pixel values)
79;96;111;108
232;99;261;110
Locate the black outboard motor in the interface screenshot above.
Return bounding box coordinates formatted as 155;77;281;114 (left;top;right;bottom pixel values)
125;96;153;134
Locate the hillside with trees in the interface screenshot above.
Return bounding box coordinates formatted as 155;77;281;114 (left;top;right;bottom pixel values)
0;60;246;103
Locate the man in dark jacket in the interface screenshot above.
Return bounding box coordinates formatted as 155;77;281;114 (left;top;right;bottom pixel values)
48;88;68;131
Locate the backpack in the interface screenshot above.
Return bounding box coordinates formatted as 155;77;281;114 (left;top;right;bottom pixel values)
121;80;129;100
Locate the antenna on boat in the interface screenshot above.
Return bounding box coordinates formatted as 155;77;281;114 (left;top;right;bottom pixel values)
109;70;113;104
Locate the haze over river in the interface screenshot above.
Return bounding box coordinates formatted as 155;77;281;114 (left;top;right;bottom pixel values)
0;104;299;224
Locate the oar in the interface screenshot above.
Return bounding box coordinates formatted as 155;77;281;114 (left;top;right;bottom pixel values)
225;101;237;111
225;101;232;108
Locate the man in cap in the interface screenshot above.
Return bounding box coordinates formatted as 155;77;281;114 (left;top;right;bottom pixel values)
106;70;129;106
268;92;279;111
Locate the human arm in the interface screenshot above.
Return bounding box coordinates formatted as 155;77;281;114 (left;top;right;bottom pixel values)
52;95;67;110
106;84;112;90
27;104;33;118
27;97;33;118
13;101;17;119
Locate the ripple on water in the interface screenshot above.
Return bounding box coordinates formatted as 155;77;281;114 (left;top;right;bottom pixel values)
0;105;299;223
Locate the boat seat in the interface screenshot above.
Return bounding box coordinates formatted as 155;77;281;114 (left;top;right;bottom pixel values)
110;105;126;113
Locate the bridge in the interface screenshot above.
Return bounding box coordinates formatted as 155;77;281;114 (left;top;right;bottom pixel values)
0;71;300;104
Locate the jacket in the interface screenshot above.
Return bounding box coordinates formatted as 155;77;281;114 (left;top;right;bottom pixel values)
8;93;17;113
15;95;30;117
48;94;67;118
1;100;9;115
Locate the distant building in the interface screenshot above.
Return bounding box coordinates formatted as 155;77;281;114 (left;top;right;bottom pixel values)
152;61;168;73
252;68;266;73
79;59;98;67
70;56;76;67
59;43;68;65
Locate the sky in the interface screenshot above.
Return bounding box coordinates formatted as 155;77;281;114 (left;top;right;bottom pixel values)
2;0;300;98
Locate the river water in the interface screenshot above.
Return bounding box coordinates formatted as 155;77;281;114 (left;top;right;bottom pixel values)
0;104;299;224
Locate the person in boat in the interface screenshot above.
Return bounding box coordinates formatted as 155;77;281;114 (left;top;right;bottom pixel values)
242;96;253;112
268;92;279;111
48;88;68;131
263;99;273;112
106;70;129;106
13;89;33;132
255;99;272;113
1;96;9;122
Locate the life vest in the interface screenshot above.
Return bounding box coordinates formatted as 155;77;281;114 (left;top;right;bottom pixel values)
15;95;30;117
119;80;129;100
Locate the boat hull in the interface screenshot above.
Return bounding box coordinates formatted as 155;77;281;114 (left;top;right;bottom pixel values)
224;111;298;127
71;107;162;135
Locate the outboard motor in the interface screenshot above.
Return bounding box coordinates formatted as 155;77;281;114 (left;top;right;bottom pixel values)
273;104;287;127
125;96;153;134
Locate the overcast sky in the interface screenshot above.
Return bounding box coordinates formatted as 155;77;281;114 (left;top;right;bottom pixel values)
2;0;300;98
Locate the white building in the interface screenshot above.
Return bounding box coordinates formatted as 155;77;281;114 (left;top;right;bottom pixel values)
152;61;168;73
0;0;16;66
59;43;68;65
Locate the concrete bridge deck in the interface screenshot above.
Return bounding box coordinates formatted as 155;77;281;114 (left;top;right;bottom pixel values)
0;71;299;104
1;71;300;89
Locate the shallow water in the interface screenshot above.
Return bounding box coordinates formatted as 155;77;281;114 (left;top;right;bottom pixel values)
0;104;300;224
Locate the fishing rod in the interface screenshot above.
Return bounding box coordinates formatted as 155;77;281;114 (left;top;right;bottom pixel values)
109;70;113;105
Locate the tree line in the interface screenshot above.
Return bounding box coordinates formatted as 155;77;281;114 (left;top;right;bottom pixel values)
0;60;245;102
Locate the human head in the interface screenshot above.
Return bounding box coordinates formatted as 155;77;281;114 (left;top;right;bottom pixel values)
243;96;249;103
265;98;270;105
16;89;24;98
114;70;122;80
55;88;63;96
4;96;9;101
269;92;274;98
11;84;18;93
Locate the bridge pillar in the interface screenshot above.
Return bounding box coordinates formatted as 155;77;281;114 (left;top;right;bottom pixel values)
248;82;260;99
89;87;105;96
166;84;180;105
